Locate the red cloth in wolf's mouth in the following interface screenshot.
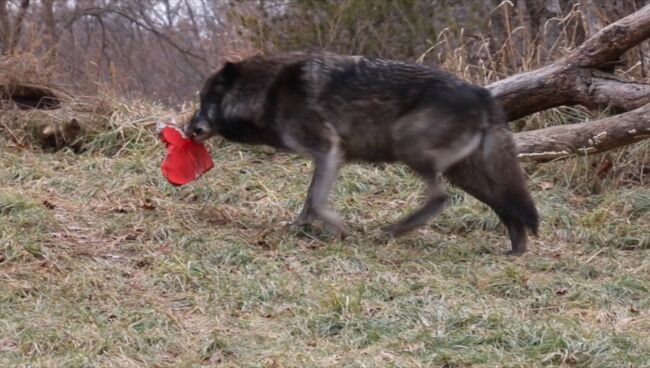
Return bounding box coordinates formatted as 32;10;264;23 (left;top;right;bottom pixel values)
159;126;214;186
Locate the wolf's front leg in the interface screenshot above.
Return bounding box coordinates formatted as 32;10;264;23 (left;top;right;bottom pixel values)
296;144;347;238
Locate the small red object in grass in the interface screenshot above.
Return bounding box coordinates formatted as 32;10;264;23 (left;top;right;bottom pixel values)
159;125;214;186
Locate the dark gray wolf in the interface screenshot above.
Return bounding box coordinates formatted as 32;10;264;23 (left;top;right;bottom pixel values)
185;52;539;255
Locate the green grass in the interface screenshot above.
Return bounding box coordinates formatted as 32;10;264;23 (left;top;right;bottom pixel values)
1;125;649;367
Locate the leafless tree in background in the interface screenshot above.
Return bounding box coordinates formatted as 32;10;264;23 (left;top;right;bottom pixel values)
0;0;647;104
1;0;241;102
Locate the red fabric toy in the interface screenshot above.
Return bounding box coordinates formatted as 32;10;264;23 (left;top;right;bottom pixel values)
159;126;214;186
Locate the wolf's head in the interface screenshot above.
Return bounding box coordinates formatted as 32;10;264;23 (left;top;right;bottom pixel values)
184;62;239;142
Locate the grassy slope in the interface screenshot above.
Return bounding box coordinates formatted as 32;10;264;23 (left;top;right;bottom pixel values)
0;124;649;367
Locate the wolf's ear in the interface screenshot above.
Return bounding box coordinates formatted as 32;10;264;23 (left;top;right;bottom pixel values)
214;62;239;86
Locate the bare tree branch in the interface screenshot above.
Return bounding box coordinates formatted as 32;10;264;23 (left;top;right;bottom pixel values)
570;3;650;68
488;4;650;120
586;70;650;111
64;6;207;63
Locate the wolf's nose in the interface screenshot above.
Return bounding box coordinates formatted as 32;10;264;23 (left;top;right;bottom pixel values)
191;126;205;137
184;124;204;138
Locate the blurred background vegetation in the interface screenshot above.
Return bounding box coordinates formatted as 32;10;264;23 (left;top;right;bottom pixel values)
1;0;647;104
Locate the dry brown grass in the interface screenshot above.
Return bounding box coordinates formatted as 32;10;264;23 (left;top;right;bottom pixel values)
0;123;648;366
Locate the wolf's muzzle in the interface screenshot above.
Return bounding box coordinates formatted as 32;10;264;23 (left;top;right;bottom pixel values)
184;117;211;141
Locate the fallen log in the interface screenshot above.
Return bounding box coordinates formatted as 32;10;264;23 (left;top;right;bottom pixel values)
489;66;650;121
0;82;65;109
487;4;650;120
480;4;650;162
515;103;650;162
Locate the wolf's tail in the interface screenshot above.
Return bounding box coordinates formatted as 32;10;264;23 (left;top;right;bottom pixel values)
451;124;539;236
445;88;539;252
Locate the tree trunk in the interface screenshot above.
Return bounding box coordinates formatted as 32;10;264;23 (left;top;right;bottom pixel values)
579;0;607;37
0;0;10;54
42;0;58;50
4;0;30;55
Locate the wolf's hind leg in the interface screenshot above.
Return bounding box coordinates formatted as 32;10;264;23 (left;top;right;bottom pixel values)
387;130;482;237
384;180;447;237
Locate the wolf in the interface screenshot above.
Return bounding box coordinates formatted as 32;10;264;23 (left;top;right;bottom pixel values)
184;52;539;255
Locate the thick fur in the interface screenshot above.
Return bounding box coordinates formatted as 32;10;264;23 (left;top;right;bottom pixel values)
186;52;539;254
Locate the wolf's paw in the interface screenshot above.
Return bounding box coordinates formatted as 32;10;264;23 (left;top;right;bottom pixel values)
322;220;348;240
294;209;347;239
381;223;411;238
506;248;526;256
293;208;315;227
